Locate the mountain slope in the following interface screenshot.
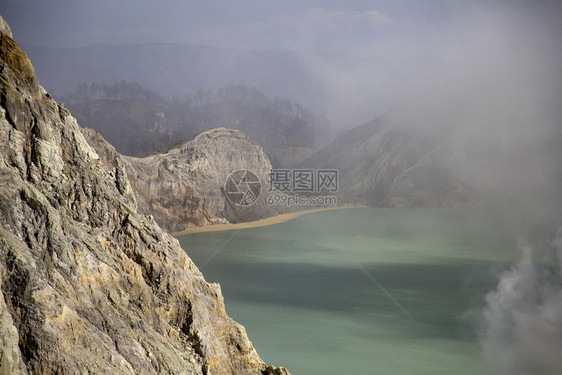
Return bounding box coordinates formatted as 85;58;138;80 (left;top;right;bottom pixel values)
303;106;562;213
301;117;473;207
0;16;288;375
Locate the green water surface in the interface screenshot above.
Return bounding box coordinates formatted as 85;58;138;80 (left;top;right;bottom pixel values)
177;207;518;375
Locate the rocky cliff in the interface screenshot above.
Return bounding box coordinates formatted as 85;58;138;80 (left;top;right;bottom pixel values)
82;126;281;233
0;15;288;375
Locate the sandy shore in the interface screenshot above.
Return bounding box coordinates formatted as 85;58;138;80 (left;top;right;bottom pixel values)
173;205;365;236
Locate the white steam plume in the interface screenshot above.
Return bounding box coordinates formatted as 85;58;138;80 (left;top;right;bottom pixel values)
481;228;562;374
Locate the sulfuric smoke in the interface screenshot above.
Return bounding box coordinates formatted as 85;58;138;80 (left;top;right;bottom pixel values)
481;228;562;374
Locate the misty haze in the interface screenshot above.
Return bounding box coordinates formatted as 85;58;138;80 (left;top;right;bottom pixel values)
0;1;561;374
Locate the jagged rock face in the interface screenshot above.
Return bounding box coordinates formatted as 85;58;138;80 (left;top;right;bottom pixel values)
301;118;474;207
83;127;281;233
0;16;288;375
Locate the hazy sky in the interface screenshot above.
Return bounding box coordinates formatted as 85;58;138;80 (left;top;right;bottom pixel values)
2;0;560;143
0;0;503;55
2;0;560;128
2;0;560;136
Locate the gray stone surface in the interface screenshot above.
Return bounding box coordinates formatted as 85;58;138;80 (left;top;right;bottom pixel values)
0;15;289;375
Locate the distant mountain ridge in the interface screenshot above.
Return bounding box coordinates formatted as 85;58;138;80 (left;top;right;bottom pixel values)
65;82;321;166
23;42;396;118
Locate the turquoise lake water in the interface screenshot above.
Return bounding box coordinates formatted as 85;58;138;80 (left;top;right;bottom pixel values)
177;207;520;375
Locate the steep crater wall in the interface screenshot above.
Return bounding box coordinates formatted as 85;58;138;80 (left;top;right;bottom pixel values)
0;15;288;375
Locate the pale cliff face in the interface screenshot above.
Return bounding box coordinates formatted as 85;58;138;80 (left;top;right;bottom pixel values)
125;127;278;231
82;126;282;233
0;15;288;375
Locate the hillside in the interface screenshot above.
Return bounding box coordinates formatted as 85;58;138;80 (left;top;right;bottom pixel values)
300;117;475;207
301;110;562;215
